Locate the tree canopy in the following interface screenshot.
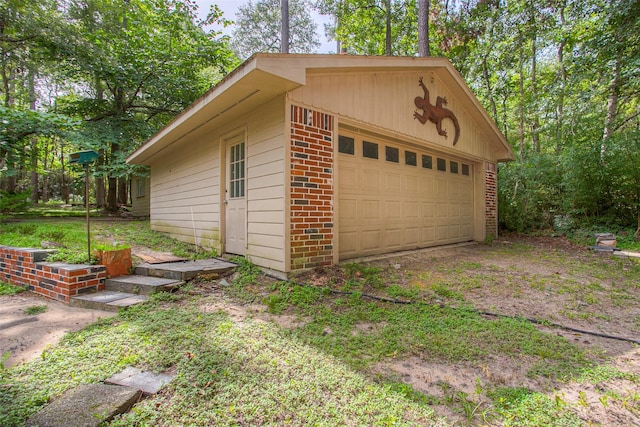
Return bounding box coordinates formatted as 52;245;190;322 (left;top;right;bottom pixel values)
231;0;320;60
1;0;639;236
1;0;236;210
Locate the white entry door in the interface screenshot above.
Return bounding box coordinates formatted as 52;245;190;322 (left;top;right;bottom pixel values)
225;136;246;255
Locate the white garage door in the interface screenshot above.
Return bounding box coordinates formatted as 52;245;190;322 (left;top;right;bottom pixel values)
338;132;474;260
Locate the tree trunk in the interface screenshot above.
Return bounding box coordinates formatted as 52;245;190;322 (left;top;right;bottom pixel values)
107;140;119;212
555;3;567;154
118;176;127;206
42;139;49;203
28;66;38;204
418;0;430;57
482;54;498;124
601;53;621;160
518;37;525;159
60;140;69;204
530;27;540;153
96;174;105;208
281;0;289;53
385;0;392;55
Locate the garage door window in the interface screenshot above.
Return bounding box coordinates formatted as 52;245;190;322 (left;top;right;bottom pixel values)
450;161;459;174
422;155;433;169
339;135;355;155
462;164;470;176
363;141;379;159
405;151;417;166
385;146;399;163
437;157;447;171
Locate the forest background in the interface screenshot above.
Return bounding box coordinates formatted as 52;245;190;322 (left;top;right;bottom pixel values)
1;0;639;238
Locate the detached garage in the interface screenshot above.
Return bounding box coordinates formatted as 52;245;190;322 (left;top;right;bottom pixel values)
127;54;514;276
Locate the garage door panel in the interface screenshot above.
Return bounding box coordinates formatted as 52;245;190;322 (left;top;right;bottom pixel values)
421;226;436;242
361;168;381;191
448;204;460;218
338;135;474;260
385;228;403;249
437;226;449;240
362;230;382;251
340;199;358;224
422;202;435;218
404;201;420;218
361;200;381;220
341;167;357;191
403;175;418;192
385;172;402;192
435;178;448;196
339;231;358;256
421;178;434;196
386;201;402;219
436;203;449;218
406;227;420;245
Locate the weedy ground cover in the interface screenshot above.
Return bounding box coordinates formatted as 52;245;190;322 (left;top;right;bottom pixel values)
0;296;445;426
0;219;216;263
1;225;638;426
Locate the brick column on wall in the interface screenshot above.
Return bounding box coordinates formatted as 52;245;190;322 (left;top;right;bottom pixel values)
485;162;498;238
290;105;335;270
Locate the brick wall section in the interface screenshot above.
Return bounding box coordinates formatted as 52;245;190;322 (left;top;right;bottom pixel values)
0;246;106;302
485;162;498;238
290;105;335;270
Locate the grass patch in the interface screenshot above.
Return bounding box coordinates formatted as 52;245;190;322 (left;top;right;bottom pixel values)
0;220;216;264
0;282;26;296
0;299;444;426
487;387;582;426
23;305;47;315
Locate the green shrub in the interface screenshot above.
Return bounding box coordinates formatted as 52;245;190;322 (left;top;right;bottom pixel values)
0;189;31;214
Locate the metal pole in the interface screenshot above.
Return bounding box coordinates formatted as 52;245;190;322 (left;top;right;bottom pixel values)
85;164;91;263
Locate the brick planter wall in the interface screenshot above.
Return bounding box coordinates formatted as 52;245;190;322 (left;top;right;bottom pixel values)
485;162;498;239
290;105;335;270
0;246;106;303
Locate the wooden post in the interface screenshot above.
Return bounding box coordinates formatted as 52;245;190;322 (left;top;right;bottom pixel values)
85;164;91;263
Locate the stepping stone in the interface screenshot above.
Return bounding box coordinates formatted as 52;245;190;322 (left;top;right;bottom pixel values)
134;258;236;281
70;291;148;312
106;366;174;395
26;383;141;427
105;275;182;295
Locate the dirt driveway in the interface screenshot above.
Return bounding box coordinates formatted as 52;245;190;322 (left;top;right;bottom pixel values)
0;293;114;368
291;234;640;425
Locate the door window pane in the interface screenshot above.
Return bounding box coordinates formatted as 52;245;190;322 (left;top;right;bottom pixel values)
422;155;433;169
437;158;446;171
230;142;245;198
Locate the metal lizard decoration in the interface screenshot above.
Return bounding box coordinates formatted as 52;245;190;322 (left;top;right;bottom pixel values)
413;76;460;145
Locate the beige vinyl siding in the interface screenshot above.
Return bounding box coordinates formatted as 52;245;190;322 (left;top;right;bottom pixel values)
148;96;287;272
245;97;286;272
150;135;221;250
289;71;496;163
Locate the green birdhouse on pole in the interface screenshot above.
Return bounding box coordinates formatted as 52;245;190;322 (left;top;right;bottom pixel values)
70;150;99;263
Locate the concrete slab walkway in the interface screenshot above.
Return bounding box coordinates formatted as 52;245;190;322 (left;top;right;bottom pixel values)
25;384;141;427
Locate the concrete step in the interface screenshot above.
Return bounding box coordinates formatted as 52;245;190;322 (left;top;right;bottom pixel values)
105;275;182;295
134;258;236;281
70;291;148;312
